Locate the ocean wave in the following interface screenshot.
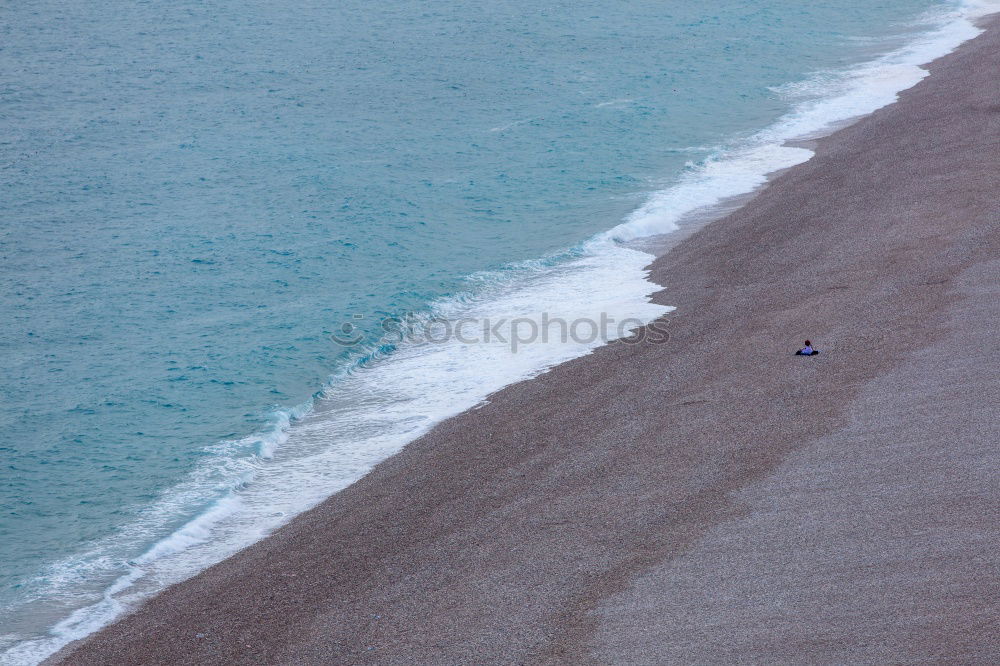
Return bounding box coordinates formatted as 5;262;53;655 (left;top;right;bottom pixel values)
602;0;993;245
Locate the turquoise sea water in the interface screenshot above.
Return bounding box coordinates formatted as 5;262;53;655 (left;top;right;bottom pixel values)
1;0;990;661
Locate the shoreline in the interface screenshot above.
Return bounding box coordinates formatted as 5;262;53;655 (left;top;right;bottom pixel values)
50;14;1000;666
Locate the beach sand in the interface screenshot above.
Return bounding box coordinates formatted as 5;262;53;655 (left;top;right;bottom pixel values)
54;16;1000;665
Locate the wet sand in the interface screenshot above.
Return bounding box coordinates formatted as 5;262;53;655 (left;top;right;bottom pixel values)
55;16;1000;665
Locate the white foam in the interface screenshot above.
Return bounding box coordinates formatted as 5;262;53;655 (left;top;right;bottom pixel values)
599;143;814;243
489;118;533;133
4;2;997;663
595;98;636;108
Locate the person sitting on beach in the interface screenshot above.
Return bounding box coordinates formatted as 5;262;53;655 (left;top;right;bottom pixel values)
795;340;819;356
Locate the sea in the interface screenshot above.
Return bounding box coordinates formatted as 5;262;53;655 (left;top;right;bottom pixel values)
1;0;996;662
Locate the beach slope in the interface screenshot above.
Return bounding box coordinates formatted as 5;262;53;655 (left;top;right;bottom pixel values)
56;17;999;665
